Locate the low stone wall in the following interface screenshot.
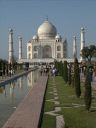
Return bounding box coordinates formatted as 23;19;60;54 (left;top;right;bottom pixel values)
2;75;48;128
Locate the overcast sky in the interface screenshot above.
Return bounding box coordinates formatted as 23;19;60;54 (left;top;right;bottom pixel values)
0;0;96;60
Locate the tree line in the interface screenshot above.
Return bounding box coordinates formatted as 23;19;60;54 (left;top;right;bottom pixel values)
0;58;23;77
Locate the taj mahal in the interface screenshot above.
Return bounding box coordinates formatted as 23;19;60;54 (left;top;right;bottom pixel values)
8;19;85;64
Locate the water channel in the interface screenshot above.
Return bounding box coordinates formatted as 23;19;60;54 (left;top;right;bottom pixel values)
0;70;39;127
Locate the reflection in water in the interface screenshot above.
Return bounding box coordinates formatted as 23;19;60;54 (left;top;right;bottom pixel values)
27;70;39;87
0;70;39;127
27;72;34;87
18;77;23;89
0;86;5;94
0;87;3;93
0;85;6;97
10;82;15;96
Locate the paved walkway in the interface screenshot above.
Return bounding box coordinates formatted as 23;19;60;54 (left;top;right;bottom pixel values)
2;75;48;128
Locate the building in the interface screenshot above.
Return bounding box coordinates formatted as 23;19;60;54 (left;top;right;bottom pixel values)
17;20;86;64
26;19;67;63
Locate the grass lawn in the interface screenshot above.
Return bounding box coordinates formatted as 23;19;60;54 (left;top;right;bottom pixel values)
41;76;96;128
41;78;56;128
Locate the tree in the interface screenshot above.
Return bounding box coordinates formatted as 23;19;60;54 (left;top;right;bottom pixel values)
2;60;6;75
0;59;8;76
59;61;63;76
54;60;58;71
68;63;72;85
81;45;96;62
80;45;95;110
56;61;63;76
0;59;3;76
74;58;81;98
12;56;18;71
63;61;68;83
84;69;92;111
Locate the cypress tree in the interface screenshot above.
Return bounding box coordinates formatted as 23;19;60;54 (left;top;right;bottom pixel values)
74;58;81;98
84;68;92;111
63;61;68;83
68;63;72;85
0;60;3;76
60;61;63;76
58;61;63;76
54;61;58;70
2;62;5;76
54;61;59;76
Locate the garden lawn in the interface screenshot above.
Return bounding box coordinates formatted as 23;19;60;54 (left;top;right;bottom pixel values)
41;76;96;128
41;78;56;128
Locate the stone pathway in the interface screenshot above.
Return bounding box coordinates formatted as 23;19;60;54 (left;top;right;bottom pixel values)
44;78;65;128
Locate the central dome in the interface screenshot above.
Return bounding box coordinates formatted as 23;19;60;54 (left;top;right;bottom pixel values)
37;20;57;39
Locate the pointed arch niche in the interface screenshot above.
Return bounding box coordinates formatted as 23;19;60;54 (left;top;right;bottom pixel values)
42;45;52;58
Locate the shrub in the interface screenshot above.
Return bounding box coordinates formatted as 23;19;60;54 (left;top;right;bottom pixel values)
63;61;68;83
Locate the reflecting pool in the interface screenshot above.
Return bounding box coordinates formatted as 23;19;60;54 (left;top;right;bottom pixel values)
0;70;39;127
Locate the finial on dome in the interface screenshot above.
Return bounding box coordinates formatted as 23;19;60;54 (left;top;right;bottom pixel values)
18;35;22;39
45;15;48;21
9;28;13;33
81;27;85;32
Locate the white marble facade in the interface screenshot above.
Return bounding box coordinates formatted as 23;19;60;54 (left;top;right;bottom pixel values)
27;19;67;61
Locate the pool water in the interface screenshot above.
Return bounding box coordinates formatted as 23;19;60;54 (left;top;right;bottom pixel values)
0;70;39;127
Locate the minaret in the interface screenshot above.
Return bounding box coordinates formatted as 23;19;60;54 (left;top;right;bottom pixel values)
19;36;22;60
8;29;14;64
80;27;85;61
73;36;77;59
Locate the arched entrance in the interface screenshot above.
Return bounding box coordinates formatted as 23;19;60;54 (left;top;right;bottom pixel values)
43;45;52;58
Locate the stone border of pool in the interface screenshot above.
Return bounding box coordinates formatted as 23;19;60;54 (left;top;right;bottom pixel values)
2;75;48;128
0;68;36;86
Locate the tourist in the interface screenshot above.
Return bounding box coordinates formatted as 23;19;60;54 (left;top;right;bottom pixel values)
89;68;93;82
52;67;57;77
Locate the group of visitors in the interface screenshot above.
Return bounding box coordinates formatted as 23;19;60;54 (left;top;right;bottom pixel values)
39;65;49;76
0;68;15;78
79;64;96;82
39;64;58;77
39;62;96;83
8;69;15;77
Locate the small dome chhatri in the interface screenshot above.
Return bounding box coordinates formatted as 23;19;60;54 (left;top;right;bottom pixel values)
55;34;61;39
32;35;38;40
37;19;57;39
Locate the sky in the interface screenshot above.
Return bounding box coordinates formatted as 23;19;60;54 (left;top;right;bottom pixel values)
0;0;96;60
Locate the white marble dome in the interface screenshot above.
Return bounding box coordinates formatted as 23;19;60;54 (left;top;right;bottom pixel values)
32;35;38;40
37;20;57;39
